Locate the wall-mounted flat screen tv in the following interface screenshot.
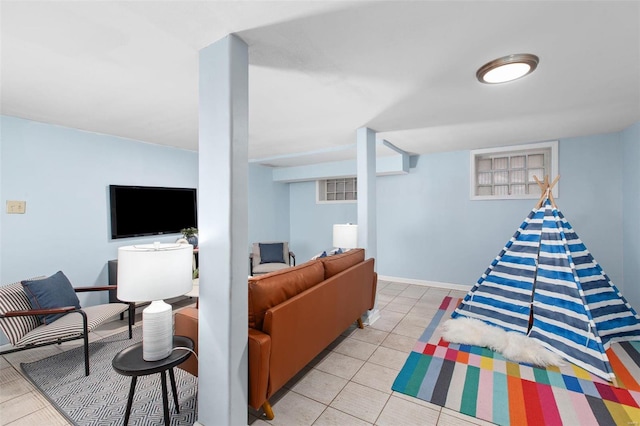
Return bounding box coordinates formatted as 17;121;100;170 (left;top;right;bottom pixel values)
109;185;197;239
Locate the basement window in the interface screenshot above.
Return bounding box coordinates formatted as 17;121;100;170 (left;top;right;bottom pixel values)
470;141;558;200
317;178;357;203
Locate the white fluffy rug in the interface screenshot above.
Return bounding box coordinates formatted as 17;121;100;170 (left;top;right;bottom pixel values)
441;317;564;367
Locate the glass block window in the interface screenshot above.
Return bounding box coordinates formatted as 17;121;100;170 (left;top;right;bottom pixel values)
470;141;558;200
317;177;357;203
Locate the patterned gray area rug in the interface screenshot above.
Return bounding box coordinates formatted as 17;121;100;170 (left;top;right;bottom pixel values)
21;327;198;425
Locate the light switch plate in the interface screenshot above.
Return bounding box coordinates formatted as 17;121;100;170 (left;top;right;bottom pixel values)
6;200;26;214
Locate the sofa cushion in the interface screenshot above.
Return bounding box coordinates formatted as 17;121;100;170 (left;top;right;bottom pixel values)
252;262;292;275
321;248;365;279
22;271;81;325
16;303;129;346
248;260;325;330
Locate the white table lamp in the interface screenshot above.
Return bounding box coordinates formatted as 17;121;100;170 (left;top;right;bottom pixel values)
117;242;193;361
333;224;358;250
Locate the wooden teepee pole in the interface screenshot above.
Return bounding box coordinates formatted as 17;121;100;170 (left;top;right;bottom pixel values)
534;175;548;209
534;175;560;209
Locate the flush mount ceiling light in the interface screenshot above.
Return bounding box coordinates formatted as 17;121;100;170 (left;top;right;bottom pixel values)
476;53;539;84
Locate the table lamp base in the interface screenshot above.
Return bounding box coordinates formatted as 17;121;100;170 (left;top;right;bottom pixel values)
142;300;173;361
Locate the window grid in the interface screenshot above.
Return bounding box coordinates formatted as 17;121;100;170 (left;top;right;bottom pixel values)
471;141;557;200
318;178;357;203
476;152;547;196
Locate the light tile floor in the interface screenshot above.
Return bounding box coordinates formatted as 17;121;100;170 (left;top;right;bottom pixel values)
0;282;495;426
246;281;494;426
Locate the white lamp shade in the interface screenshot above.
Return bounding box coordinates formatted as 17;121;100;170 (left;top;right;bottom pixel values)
117;243;193;302
333;224;358;249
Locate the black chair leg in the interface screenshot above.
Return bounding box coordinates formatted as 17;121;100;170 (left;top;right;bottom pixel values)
83;332;89;376
129;303;136;330
128;303;134;339
78;310;90;376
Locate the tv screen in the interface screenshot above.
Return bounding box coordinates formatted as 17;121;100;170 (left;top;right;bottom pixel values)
109;185;197;239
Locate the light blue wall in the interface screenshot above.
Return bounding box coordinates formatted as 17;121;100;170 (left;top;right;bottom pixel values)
0;116;198;309
621;122;640;310
0;121;3;284
555;133;624;289
0;117;291;345
289;181;356;261
0;119;292;291
2;114;637;340
376;150;548;285
248;163;290;245
289;132;627;291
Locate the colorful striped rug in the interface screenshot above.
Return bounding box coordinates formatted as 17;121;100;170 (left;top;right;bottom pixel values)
392;296;640;426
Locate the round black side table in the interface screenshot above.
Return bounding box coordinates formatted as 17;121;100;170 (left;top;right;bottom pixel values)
112;336;194;426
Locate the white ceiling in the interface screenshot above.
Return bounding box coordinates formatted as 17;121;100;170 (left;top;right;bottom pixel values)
2;1;639;168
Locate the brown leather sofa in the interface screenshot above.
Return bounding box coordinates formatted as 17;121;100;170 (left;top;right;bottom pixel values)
174;306;198;376
174;248;377;420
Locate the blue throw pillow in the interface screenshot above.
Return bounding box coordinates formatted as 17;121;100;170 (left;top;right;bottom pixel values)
259;243;285;264
319;251;327;258
22;271;81;324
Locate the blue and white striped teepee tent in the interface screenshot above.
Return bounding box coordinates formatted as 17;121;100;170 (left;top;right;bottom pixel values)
451;176;640;382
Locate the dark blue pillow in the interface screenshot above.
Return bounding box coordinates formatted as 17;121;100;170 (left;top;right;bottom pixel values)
22;271;81;324
319;251;327;258
259;243;285;264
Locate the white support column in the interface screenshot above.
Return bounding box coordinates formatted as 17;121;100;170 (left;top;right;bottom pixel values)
357;127;380;325
197;34;248;426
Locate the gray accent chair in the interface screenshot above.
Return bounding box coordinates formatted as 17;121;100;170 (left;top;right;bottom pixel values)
0;277;133;376
249;242;296;276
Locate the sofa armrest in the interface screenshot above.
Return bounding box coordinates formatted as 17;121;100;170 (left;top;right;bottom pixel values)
248;328;271;410
174;307;199;376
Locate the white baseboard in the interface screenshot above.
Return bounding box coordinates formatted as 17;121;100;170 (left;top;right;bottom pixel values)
377;275;471;292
